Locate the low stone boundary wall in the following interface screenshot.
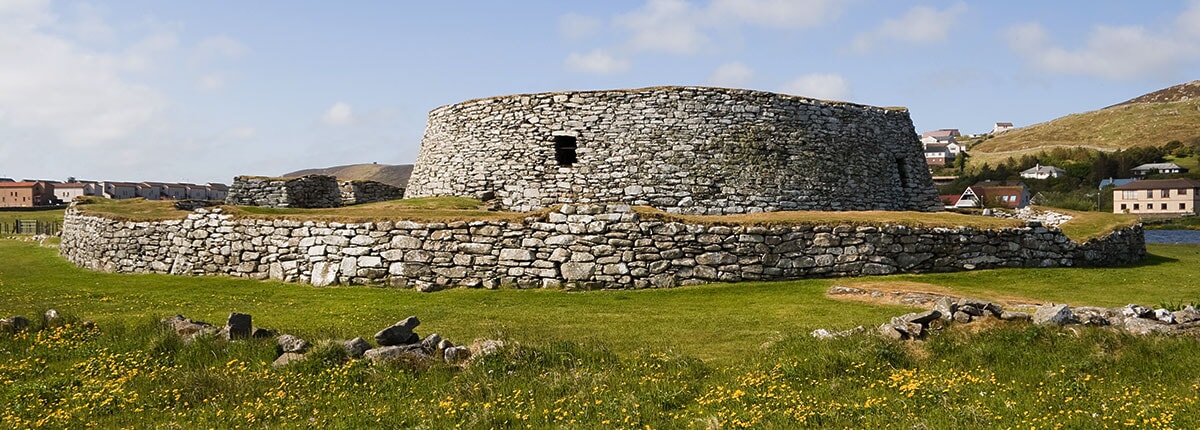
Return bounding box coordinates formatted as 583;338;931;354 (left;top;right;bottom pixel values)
60;204;1145;290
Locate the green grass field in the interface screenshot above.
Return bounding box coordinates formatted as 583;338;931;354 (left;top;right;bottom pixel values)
3;240;1200;428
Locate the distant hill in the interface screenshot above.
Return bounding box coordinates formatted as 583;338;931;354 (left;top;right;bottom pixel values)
283;163;413;188
968;80;1200;164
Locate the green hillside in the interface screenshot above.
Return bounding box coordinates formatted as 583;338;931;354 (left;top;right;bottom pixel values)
968;80;1200;165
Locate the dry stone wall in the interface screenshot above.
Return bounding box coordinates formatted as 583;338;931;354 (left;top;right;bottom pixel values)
406;86;943;214
60;204;1145;291
341;180;405;205
225;175;342;208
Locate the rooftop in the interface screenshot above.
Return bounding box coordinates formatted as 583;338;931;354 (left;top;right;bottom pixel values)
1131;162;1186;171
1113;178;1200;190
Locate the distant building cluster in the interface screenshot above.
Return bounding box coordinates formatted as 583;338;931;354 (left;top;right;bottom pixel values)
920;122;1016;168
0;178;228;208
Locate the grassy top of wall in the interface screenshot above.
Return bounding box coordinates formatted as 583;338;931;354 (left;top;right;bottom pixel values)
71;197;1139;242
72;196;533;223
637;207;1138;242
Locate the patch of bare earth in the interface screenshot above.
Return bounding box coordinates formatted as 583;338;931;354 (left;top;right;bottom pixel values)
827;281;1040;310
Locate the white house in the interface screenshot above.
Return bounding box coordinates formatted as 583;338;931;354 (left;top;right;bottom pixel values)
924;144;952;166
52;182;87;203
101;182;138;199
136;182;162;200
206;183;229;200
1020;164;1067;180
992;122;1014;134
945;141;963;155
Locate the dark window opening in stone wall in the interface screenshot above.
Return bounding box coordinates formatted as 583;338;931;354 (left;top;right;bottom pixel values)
895;158;909;188
554;136;578;166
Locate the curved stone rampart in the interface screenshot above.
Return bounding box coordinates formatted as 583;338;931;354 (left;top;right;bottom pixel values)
406;86;943;214
60;205;1145;290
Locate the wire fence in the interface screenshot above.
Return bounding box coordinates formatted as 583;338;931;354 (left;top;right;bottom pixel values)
0;220;62;236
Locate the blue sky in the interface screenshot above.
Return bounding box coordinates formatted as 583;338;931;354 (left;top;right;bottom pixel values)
2;0;1199;184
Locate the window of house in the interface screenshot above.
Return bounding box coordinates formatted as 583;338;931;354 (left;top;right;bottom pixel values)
1121;203;1127;210
1162;203;1168;210
1122;190;1136;199
1162;189;1170;198
1181;189;1190;195
1182;203;1188;210
554;136;577;166
1146;190;1154;198
1134;204;1140;210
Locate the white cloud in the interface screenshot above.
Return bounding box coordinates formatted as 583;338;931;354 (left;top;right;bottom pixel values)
321;102;354;126
616;0;708;55
566;0;846;73
707;61;754;87
0;0;54;32
559;12;602;40
195;35;247;61
221;126;257;140
565;49;631;75
612;0;844;55
708;0;843;29
199;73;225;90
780;73;850;100
1004;1;1200;80
0;3;166;147
852;3;967;53
1180;0;1200;38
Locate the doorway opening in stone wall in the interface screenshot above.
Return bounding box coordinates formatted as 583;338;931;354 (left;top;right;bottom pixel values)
554;136;577;166
895;158;909;188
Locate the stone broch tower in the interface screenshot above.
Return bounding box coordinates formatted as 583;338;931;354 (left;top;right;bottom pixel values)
406;86;942;214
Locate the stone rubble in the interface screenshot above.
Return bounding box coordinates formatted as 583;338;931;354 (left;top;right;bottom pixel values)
821;286;1200;341
154;313;502;368
988;207;1074;228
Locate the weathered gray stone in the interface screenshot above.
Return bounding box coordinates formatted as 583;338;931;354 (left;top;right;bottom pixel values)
1173;306;1200;324
375;316;420;346
999;311;1032;322
1121;304;1153;319
343;337;372;358
310;261;338;287
363;344;428;362
499;248;534;261
897;310;942;326
272;352;306;367
443;346;470;364
1032;304;1074;326
277;334;311;353
560;262;596;281
1124;317;1173;335
420;333;443;352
